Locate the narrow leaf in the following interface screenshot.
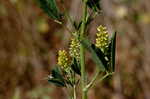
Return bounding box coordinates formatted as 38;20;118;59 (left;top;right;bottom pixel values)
51;67;64;81
38;0;62;20
48;79;66;87
81;39;105;71
71;58;81;75
91;44;109;70
87;0;101;12
48;66;66;87
73;21;82;30
111;32;116;72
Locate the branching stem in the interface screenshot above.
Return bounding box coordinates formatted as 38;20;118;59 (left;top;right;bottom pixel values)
84;70;101;92
84;72;114;92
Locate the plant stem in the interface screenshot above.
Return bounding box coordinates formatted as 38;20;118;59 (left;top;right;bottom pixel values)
80;45;87;99
73;85;76;99
84;70;101;92
80;0;88;99
97;72;114;83
84;72;114;92
73;71;76;99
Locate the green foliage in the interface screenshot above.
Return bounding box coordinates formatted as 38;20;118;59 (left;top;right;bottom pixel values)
71;58;81;75
81;39;106;71
73;14;93;30
91;44;109;71
73;21;82;30
38;0;62;20
37;0;116;98
81;32;116;73
27;86;53;99
48;67;66;87
110;32;116;72
51;67;64;80
87;0;101;12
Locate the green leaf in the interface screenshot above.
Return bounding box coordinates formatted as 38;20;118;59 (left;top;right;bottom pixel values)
51;67;64;81
71;58;81;75
38;0;62;20
73;21;82;30
48;79;66;87
81;38;105;71
106;42;111;61
48;67;66;87
85;14;93;26
65;79;74;87
110;32;116;72
73;14;93;30
87;0;101;12
91;44;109;71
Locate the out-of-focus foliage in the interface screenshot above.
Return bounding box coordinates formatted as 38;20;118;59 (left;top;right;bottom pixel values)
27;86;53;99
37;0;62;20
87;0;101;12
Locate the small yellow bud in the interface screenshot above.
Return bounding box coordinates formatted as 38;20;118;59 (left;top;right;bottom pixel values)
95;25;109;52
57;50;70;69
69;38;80;61
97;25;107;32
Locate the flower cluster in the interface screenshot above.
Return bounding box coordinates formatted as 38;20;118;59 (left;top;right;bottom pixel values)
95;25;109;52
57;50;71;69
69;38;80;61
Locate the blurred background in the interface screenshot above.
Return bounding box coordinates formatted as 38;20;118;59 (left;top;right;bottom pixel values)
0;0;150;99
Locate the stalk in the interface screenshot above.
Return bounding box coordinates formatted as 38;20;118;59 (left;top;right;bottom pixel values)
84;72;114;92
80;44;87;99
73;71;76;99
80;0;88;99
84;70;100;92
73;85;76;99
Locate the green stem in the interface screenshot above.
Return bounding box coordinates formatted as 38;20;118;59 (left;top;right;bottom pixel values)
73;85;76;99
80;0;88;99
80;45;87;99
84;72;114;92
84;70;101;92
97;72;114;83
73;71;76;99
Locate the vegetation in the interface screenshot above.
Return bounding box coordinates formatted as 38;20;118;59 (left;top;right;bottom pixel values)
38;0;116;98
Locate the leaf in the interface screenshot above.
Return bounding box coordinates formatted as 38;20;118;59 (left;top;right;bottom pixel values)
65;80;74;87
73;21;82;30
38;0;62;20
110;32;116;72
106;42;111;60
71;58;81;75
85;14;93;26
51;67;64;81
48;79;66;87
91;44;109;71
87;0;101;12
48;67;66;87
81;38;105;71
73;14;93;30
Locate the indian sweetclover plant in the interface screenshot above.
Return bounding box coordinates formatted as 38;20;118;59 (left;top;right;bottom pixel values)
37;0;116;99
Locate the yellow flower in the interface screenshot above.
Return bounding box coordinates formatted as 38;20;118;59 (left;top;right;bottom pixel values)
95;25;109;51
69;38;80;60
58;50;70;69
